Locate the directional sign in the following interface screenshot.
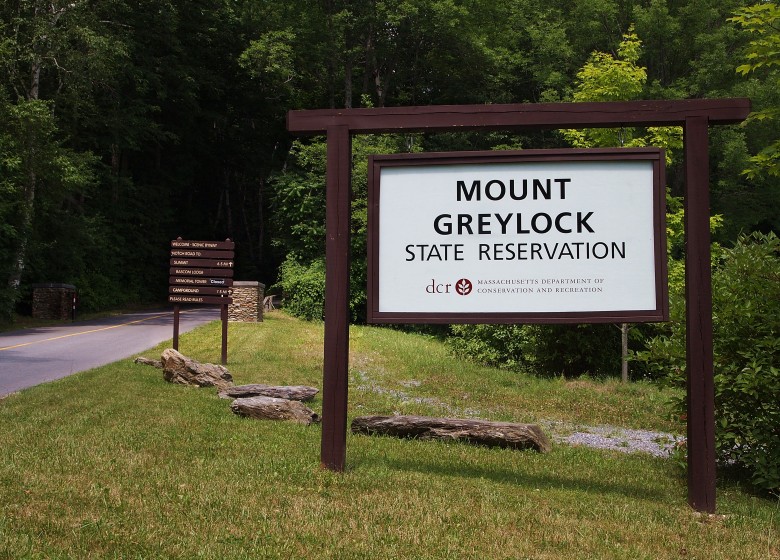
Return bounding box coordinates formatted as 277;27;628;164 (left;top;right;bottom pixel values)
169;295;233;305
169;276;234;287
171;239;235;250
169;267;234;277
169;286;233;296
169;258;234;268
168;238;235;365
170;249;235;259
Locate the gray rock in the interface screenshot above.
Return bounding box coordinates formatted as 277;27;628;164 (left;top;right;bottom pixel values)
160;348;233;391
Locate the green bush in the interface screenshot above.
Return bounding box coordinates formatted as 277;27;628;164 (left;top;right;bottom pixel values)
448;323;622;378
448;324;531;371
275;255;366;323
640;232;780;494
276;256;326;321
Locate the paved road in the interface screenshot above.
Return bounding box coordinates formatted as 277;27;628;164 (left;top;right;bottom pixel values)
0;307;221;396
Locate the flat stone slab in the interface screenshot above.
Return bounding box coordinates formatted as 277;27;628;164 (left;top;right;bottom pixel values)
231;396;320;425
218;384;318;401
351;415;551;452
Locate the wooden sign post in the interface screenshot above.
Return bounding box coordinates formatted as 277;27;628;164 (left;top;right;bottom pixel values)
169;238;234;364
287;98;751;513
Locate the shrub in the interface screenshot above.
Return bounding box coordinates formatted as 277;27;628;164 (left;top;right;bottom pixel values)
448;324;531;371
275;255;367;323
448;323;622;378
275;256;326;321
640;232;780;494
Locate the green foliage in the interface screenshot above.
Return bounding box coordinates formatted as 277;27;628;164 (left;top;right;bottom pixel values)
276;256;326;321
639;232;780;494
448;324;531;372
449;323;621;378
730;2;780;179
572;26;645;102
731;3;780;76
268;134;416;323
563;27;683;160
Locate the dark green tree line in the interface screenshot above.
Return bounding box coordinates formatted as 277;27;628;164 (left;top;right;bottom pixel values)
1;0;778;321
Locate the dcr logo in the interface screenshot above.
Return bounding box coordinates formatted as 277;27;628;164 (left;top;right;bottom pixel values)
455;278;472;295
425;278;472;296
425;279;452;294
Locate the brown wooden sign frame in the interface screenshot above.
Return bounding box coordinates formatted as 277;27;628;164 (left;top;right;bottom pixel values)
367;148;668;324
287;98;751;513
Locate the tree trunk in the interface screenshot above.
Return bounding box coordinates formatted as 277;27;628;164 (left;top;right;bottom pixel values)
256;177;264;265
351;415;551;452
7;137;38;291
344;59;353;109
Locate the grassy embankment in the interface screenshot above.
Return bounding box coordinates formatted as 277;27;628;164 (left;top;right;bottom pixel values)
1;311;777;559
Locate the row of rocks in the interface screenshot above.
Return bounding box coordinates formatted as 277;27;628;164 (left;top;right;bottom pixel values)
134;349;550;452
134;349;321;425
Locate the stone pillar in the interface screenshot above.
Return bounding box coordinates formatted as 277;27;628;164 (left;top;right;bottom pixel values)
228;281;265;322
32;283;77;320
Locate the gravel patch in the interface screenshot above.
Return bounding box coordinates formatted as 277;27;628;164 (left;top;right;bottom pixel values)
553;424;683;457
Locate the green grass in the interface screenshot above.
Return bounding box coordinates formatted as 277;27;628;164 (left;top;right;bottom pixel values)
1;311;778;559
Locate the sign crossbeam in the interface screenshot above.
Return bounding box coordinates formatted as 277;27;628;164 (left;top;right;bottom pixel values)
288;99;750;134
287;99;751;514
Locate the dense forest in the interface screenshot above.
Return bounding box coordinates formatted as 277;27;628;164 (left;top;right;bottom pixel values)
0;0;777;315
1;0;779;492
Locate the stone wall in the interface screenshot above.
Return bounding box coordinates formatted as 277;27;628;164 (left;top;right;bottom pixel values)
228;281;265;322
32;283;77;320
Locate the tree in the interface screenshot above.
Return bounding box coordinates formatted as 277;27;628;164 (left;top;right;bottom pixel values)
0;2;93;299
730;2;780;178
270;133;417;322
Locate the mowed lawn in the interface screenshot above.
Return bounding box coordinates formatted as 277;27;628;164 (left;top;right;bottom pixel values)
1;312;777;559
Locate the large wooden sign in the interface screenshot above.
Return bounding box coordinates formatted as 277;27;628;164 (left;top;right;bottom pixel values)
368;148;667;324
287;98;752;514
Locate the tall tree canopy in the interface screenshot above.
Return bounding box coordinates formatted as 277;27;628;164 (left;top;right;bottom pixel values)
1;0;777;318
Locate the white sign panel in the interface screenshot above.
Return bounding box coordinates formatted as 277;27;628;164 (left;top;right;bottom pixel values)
368;149;668;323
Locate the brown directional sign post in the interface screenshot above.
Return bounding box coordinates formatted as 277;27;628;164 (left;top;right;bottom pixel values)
169;238;234;364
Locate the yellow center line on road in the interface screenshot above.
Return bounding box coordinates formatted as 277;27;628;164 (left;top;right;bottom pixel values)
0;309;202;351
